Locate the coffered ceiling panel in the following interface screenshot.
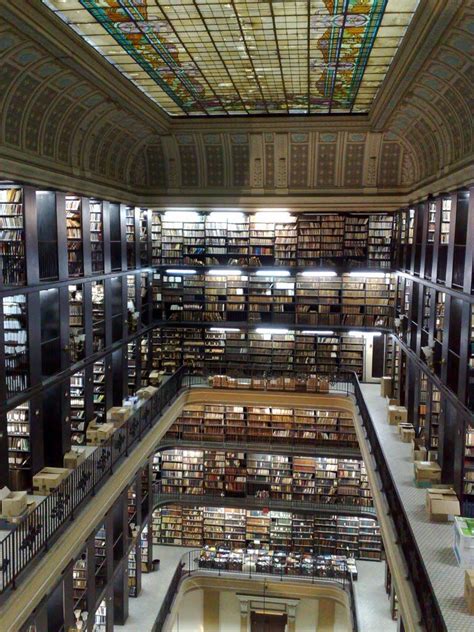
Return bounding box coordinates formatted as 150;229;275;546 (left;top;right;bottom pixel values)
43;0;419;117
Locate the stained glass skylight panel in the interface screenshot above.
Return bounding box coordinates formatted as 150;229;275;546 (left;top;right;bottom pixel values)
42;0;419;116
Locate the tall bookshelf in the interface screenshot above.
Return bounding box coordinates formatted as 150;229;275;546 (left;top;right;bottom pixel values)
3;294;28;398
69;284;85;363
90;200;104;273
0;186;25;286
7;402;30;488
70;370;86;445
65;196;83;277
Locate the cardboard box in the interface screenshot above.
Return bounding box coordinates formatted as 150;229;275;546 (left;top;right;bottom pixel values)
2;491;27;517
136;386;158;400
388;398;400;406
33;467;70;493
380;376;392;398
400;425;416;443
318;379;329;393
454;517;474;569
388;405;408;425
107;406;133;424
148;370;162;386
86;421;115;445
412;438;427;461
464;570;474;614
426;488;460;522
0;486;11;505
64;448;86;469
414;461;442;487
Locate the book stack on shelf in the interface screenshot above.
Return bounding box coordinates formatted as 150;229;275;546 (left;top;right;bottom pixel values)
430;385;441;450
140;525;151;572
249;217;275;263
340;333;365;374
3;294;28;398
140;334;151;385
156;449;373;507
183;216;205;263
368;215;394;267
344;216;368;261
151;505;380;559
203;506;226;544
94;600;107;632
91;281;105;352
72;554;87;607
94;526;107;591
139;208;149;266
183;507;204;547
93;359;106;423
128;548;138;597
204;450;225;494
127;340;138;395
275;218;297;266
127;275;137;333
151;211;161;267
464;429;474;497
126;206;136;269
7;402;30;476
0;186;25;286
127;484;137;524
65;196;83;277
296;275;341;326
70;371;86;445
166;404;358;449
89;200;104;273
69;285;84;363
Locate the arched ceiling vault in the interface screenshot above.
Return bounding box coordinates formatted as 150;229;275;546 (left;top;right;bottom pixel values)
0;0;472;208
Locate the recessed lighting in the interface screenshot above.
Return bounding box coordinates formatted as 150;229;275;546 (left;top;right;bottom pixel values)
301;271;337;277
165;269;197;275
255;270;290;277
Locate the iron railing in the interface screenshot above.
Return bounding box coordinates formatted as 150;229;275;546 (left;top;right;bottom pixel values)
181;369;447;630
152;488;378;519
152;560;184;632
0;367;446;631
0;367;186;595
152;548;358;632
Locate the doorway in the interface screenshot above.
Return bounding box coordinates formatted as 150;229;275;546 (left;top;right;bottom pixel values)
250;611;287;632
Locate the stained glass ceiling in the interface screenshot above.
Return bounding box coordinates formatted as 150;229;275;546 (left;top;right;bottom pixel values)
43;0;419;117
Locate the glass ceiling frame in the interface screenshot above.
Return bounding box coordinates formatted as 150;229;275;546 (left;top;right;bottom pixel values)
43;0;419;117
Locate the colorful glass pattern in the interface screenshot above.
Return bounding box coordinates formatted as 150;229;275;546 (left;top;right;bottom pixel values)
43;0;419;116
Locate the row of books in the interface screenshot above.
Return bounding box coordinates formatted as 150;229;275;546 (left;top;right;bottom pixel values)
152;506;381;560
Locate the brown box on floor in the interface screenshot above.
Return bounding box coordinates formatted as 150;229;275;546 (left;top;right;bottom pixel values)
2;491;27;517
388;405;408;425
33;467;70;494
414;461;442;487
465;570;474;614
380;376;392;398
426;488;460;522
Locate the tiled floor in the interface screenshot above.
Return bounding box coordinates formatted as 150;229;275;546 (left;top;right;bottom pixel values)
118;544;394;631
354;560;396;632
360;384;472;631
120;545;194;632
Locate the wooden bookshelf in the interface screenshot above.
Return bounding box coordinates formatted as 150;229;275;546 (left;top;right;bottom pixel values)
165;403;358;449
7;402;30;486
155;449;373;507
151;505;381;560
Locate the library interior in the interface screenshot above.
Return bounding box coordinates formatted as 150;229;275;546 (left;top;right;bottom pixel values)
0;1;472;631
